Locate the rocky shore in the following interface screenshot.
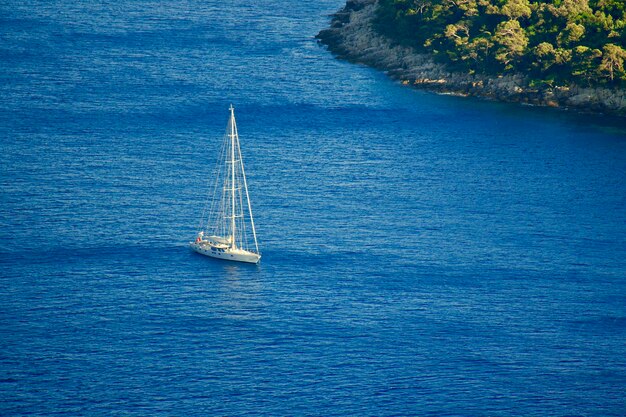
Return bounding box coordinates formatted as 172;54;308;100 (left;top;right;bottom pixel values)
316;0;626;117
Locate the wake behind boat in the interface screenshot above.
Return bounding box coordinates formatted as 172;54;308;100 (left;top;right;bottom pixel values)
190;105;261;264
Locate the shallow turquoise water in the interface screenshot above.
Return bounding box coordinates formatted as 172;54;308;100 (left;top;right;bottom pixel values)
1;0;626;415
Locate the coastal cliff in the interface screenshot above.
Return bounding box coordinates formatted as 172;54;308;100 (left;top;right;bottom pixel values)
316;0;626;117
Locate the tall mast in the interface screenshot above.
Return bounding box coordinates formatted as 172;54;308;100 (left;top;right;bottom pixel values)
229;104;236;249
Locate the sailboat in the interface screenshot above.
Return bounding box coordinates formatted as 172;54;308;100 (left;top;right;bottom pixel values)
190;105;261;264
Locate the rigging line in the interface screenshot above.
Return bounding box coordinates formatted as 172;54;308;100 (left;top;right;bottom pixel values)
209;146;225;219
234;121;248;251
198;130;225;232
211;120;232;235
234;116;260;254
206;129;228;232
216;163;228;236
237;169;248;250
233;147;248;249
207;123;228;219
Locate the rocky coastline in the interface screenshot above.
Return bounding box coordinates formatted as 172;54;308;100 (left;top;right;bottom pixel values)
316;0;626;117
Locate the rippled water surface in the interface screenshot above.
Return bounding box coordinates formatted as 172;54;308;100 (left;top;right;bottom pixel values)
2;1;626;415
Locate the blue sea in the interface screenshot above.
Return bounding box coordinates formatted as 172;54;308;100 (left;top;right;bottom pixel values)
1;0;626;415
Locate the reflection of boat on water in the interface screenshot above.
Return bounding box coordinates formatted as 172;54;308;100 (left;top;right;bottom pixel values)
190;105;261;264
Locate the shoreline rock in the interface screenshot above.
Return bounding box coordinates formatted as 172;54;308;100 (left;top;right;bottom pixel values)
316;0;626;118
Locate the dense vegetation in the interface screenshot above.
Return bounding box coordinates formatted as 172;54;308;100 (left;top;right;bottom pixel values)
374;0;626;87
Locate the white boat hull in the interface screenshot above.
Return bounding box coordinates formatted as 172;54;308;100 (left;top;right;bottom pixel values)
190;241;261;264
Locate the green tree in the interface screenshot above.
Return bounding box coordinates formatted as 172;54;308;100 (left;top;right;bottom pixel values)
572;45;603;84
501;0;532;20
554;0;592;20
558;22;586;46
555;48;573;65
534;42;557;71
467;36;494;69
407;0;434;16
494;20;529;68
445;22;470;46
598;43;626;81
445;0;480;17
